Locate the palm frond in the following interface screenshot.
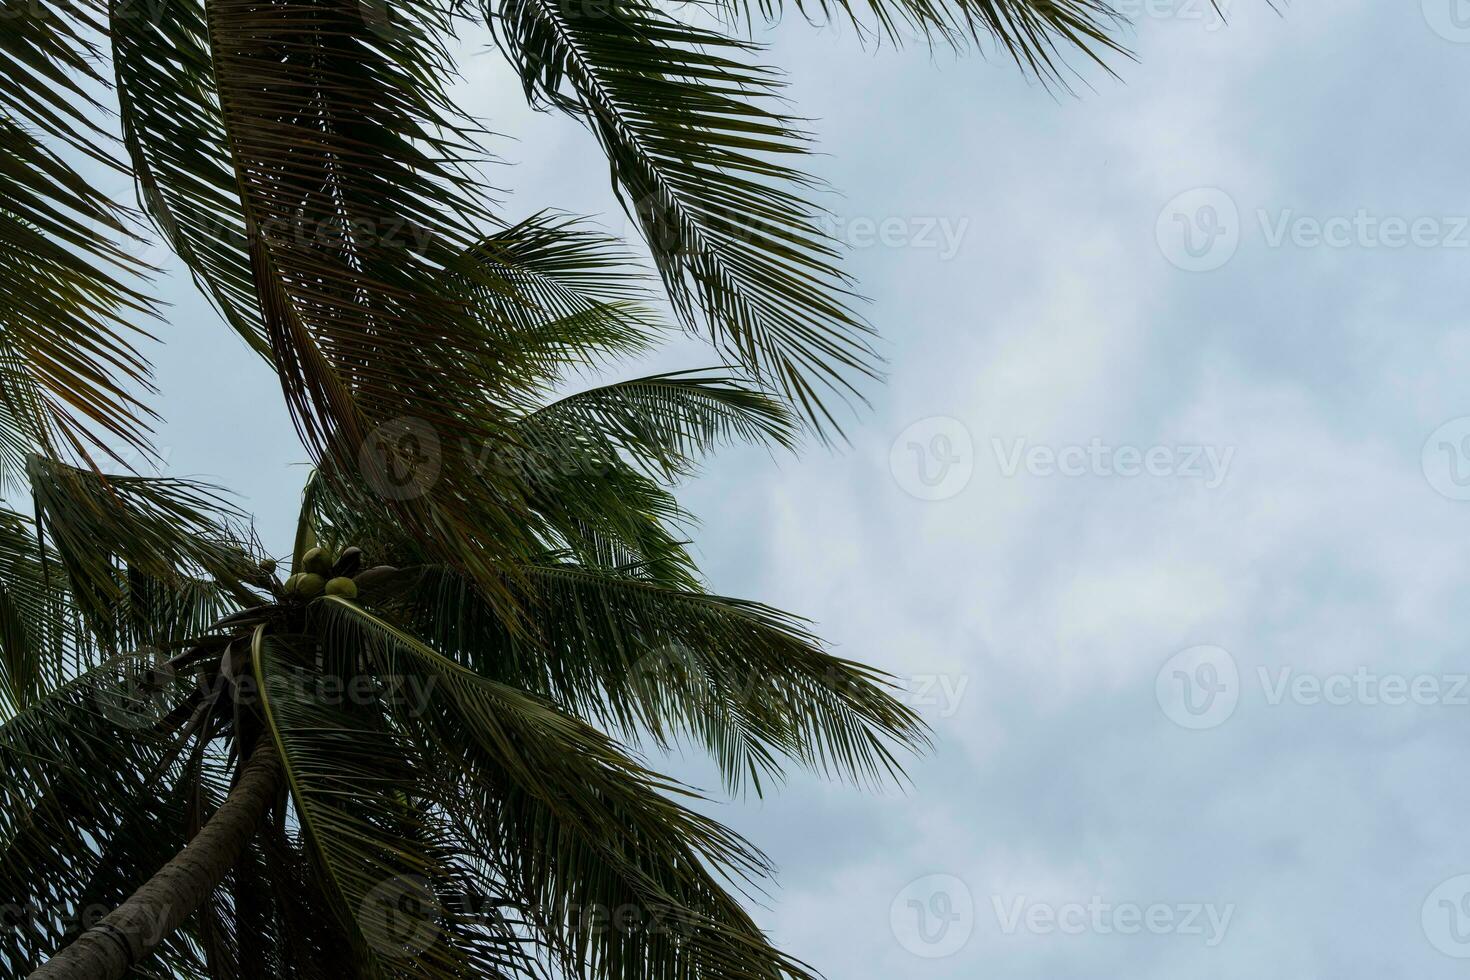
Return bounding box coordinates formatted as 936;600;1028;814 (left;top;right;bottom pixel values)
519;463;701;589
319;597;823;980
0;3;165;476
733;0;1131;82
110;0;272;356
26;455;264;639
205;0;555;612
0;122;160;480
488;0;881;436
213;823;363;978
375;560;927;796
519;370;798;480
461;212;660;386
251;627;532;978
0;653;206;975
0;507;90;714
306;432;702;590
0;0;115;161
516;564;926;795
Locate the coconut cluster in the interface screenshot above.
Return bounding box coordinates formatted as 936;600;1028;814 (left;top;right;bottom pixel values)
284;546;363;601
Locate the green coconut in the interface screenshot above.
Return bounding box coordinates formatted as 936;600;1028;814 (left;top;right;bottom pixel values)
284;573;303;594
301;546;333;576
325;576;358;599
295;573;325;598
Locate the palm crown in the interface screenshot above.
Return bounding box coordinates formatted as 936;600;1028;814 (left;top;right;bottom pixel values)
0;0;1126;976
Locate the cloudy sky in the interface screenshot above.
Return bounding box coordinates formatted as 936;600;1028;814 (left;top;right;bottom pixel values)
123;0;1470;975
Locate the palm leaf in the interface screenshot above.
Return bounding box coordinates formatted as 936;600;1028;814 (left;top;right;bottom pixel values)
0;122;160;479
110;0;272;356
734;0;1131;82
519;370;797;480
25;455;264;639
488;0;881;435
519;464;701;589
0;653;206;975
0;5;163;474
0;507;91;713
319;597;823;980
460;211;660;387
409;562;928;795
0;0;115;161
251;627;532;978
205;0;558;611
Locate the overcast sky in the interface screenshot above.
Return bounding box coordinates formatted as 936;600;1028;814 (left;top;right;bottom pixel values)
126;1;1470;975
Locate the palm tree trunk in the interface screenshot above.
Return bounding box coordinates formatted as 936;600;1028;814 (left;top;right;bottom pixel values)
30;741;283;980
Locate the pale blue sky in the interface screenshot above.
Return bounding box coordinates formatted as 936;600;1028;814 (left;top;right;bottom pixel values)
119;1;1470;975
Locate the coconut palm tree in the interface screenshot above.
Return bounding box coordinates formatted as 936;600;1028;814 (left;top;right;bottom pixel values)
1;0;1129;976
1;223;931;980
2;356;926;980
